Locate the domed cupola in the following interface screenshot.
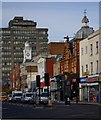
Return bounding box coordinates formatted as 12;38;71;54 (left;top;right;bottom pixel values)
75;9;94;39
82;9;89;27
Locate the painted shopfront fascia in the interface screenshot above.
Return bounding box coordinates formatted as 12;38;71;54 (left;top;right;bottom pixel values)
80;75;99;102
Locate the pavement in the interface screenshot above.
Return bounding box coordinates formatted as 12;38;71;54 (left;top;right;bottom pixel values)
56;100;101;105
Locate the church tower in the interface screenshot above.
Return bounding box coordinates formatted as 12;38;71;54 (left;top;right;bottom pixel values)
75;9;94;39
82;9;89;27
23;41;32;63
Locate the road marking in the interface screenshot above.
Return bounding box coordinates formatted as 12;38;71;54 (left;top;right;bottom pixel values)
34;107;44;109
2;107;8;110
71;112;99;117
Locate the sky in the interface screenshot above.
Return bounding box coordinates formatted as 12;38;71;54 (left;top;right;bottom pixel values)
1;1;99;42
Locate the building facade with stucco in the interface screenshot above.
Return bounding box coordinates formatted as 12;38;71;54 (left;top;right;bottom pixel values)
80;29;100;102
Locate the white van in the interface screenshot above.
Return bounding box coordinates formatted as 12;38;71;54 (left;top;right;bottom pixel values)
12;91;23;102
40;92;49;104
21;92;34;103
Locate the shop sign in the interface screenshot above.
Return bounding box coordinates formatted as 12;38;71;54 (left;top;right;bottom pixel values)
87;76;98;83
99;73;101;82
82;71;89;76
80;78;87;83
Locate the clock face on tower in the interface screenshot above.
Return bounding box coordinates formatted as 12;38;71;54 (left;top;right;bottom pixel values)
26;52;30;57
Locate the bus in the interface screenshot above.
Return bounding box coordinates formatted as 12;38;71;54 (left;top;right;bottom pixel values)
0;92;8;101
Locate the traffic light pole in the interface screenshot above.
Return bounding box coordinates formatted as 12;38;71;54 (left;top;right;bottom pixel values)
44;73;52;106
44;73;49;97
39;86;40;104
36;75;40;105
47;85;49;97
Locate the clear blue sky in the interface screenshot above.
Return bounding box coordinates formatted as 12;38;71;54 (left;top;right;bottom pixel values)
1;2;99;42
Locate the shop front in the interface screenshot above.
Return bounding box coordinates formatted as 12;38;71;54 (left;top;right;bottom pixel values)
80;76;99;102
87;76;99;102
50;77;57;102
79;77;87;101
99;73;101;103
50;75;65;102
56;75;65;101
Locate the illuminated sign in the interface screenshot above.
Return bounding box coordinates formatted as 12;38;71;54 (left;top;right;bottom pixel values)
87;76;98;83
80;78;87;83
99;73;101;82
82;71;89;76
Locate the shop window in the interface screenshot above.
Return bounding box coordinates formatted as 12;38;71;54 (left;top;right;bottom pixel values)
81;48;83;55
89;86;99;102
85;46;87;54
86;64;88;72
91;62;93;75
82;66;83;75
96;60;98;74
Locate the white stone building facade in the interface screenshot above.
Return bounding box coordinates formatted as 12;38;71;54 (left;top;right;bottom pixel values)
79;29;100;102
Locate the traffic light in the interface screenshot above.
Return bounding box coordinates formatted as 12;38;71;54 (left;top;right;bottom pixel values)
71;78;79;98
36;75;40;87
44;73;49;86
71;79;77;97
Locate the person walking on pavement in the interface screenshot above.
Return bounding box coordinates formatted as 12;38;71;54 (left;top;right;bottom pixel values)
76;96;79;104
55;94;57;102
65;95;70;105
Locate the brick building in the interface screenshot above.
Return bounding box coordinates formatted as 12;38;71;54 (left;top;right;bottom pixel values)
10;64;20;90
53;12;94;100
48;42;65;55
61;13;94;77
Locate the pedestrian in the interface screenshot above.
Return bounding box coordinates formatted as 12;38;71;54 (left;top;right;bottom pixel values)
55;94;57;102
76;96;79;104
65;95;70;105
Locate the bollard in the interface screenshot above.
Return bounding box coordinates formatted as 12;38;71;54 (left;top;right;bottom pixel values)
36;96;39;105
47;99;52;107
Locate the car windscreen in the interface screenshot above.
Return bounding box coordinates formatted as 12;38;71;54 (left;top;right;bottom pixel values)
26;94;33;97
13;93;22;97
41;93;48;97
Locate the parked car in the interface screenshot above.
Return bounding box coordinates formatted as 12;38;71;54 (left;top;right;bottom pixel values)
0;92;8;102
12;91;23;103
7;94;12;102
39;92;49;105
21;92;34;103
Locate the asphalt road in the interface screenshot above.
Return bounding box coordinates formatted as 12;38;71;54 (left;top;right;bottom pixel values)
1;101;101;120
